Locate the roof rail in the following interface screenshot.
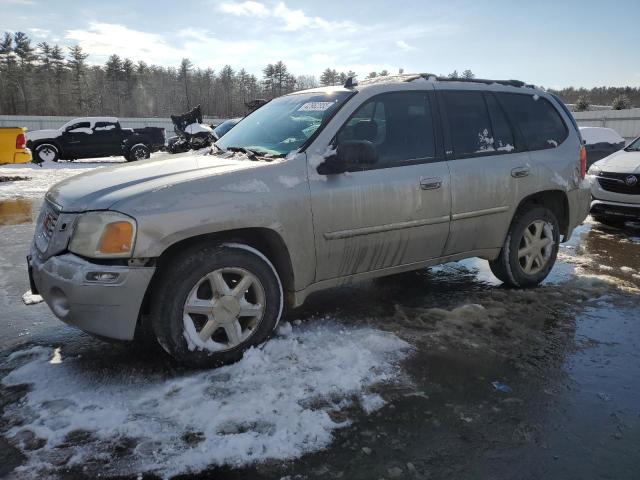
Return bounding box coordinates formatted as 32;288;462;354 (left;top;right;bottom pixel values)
415;74;534;88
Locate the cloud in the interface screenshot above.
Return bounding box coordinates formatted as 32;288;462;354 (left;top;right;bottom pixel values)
65;22;185;65
29;27;50;38
218;1;269;17
217;1;355;32
396;40;416;52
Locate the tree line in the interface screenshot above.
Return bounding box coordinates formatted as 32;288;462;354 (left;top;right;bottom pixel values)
5;30;634;119
549;86;639;111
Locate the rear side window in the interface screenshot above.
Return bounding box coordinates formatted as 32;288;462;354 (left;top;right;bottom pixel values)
93;121;117;131
485;94;515;152
442;91;495;156
497;93;568;150
337;91;435;167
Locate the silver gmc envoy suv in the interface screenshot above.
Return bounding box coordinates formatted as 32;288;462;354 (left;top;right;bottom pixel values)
28;74;591;367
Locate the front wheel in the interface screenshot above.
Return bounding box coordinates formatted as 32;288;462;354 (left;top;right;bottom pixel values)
489;205;560;287
151;243;283;368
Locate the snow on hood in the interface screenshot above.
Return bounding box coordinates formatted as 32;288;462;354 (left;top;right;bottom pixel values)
592;149;640;174
1;321;410;478
26;129;60;142
46;151;267;211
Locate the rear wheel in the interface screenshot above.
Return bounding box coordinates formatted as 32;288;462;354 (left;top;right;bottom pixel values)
489;205;560;287
151;243;283;368
34;143;59;163
127;144;150;162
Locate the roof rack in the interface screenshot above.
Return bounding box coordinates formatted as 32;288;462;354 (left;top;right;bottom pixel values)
355;73;535;89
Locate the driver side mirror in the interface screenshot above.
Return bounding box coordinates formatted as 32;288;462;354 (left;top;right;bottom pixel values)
317;140;378;175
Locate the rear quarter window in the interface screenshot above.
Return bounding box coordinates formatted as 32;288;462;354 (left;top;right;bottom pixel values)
497;93;568;151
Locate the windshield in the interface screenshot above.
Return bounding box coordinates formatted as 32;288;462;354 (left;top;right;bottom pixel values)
625;137;640;151
216;90;353;157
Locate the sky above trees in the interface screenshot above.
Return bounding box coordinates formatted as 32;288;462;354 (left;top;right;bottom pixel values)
1;0;639;89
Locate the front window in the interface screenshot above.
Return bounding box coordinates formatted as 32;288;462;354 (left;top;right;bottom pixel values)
216;90;353;157
625;137;640;151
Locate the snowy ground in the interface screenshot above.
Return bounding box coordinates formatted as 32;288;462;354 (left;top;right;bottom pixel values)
0;160;639;479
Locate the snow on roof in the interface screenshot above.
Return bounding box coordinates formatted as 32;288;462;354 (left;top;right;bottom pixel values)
579;127;625;145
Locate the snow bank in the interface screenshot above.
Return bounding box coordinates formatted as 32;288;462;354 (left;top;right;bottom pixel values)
2;322;410;478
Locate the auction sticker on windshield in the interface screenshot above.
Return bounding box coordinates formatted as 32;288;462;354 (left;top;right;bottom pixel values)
298;102;335;111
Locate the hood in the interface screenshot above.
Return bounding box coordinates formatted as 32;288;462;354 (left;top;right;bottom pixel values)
593;149;640;174
26;129;61;142
46;152;269;211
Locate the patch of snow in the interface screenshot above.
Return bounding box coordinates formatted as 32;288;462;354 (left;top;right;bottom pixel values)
21;290;43;305
277;175;303;188
620;266;635;273
221;179;270;193
276;321;293;336
2;322;410;478
547;139;559;147
185;123;213;135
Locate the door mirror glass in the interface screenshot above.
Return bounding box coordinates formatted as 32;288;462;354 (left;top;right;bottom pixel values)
317;140;378;175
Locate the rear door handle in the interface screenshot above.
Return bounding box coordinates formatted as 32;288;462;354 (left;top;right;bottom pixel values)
511;166;531;178
420;177;442;190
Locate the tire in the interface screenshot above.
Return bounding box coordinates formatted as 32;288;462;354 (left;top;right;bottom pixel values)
127;144;151;162
150;243;283;368
591;215;626;228
489;205;560;288
34;143;59;163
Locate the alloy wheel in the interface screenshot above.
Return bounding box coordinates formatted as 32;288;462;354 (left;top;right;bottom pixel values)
517;219;554;275
182;267;265;351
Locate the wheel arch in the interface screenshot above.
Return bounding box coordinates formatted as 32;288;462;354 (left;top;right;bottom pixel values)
514;189;570;239
137;227;296;330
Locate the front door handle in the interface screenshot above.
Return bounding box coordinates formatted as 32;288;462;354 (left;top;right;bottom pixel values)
511;166;531;178
420;177;442;190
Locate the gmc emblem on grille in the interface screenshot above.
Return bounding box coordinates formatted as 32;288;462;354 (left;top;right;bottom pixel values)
625;175;638;186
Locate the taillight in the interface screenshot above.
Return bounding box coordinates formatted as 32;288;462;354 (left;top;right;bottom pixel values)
580;145;587;179
16;133;26;150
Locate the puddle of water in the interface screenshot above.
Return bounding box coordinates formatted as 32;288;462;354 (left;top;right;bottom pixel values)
0;199;34;226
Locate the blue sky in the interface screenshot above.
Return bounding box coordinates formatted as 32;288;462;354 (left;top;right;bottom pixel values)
2;0;638;88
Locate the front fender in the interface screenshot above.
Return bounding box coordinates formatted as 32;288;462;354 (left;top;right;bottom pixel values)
114;155;316;290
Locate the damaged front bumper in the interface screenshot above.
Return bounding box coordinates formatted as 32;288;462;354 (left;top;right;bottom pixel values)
29;249;155;340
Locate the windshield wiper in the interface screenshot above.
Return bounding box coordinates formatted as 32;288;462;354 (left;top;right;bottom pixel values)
226;146;263;157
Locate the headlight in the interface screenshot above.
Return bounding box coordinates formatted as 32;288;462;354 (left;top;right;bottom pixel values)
69;211;137;259
587;165;601;176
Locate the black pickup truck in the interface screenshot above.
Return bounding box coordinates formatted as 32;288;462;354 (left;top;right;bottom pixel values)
26;117;165;163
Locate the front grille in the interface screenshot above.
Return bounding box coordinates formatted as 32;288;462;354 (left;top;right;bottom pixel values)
597;172;640;195
34;200;60;253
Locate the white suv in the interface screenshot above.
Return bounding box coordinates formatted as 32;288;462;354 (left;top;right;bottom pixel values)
29;74;591;367
588;136;640;226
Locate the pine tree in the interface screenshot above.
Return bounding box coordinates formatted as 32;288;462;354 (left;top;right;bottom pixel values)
178;58;193;110
574;96;590;112
67;45;89;114
612;94;630;110
462;69;475;79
